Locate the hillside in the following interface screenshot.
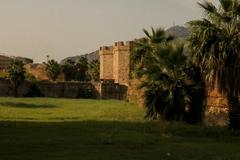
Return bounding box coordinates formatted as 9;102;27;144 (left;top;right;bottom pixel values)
60;50;99;64
166;25;190;39
61;26;190;64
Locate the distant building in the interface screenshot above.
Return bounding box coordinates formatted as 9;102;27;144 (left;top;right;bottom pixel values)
99;41;132;85
25;63;65;81
25;63;49;81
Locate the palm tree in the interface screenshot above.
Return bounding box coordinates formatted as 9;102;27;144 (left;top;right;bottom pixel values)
44;59;61;81
141;43;205;123
188;0;240;129
75;57;89;81
8;59;26;97
131;28;174;78
62;59;76;81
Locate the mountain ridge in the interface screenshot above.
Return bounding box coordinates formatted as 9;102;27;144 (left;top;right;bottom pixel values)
60;25;190;64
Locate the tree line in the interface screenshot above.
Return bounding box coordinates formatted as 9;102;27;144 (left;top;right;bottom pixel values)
44;57;99;82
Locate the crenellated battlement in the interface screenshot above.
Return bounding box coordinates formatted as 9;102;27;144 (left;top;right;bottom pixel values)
100;46;113;51
100;41;132;52
99;46;113;56
113;41;133;47
114;41;124;47
113;41;132;51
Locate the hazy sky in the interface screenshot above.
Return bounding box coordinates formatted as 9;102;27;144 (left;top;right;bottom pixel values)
0;0;211;63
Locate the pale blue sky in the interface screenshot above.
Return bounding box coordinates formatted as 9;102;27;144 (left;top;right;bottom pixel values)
0;0;214;62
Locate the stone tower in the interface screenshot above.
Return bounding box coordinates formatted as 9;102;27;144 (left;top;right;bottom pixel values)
99;46;114;80
100;41;132;85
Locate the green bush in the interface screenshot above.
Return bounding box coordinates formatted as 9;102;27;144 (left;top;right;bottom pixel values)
0;71;8;79
25;73;38;82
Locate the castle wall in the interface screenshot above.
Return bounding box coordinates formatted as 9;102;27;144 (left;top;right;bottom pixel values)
0;78;99;98
0;78;128;100
99;82;128;99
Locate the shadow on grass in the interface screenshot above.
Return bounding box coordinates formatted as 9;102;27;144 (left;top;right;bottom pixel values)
0;121;239;139
0;102;57;108
0;121;240;160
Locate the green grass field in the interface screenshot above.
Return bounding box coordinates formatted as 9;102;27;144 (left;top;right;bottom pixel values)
0;98;240;160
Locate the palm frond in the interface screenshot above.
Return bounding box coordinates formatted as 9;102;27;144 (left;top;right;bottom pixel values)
198;1;218;15
143;28;151;39
219;0;233;12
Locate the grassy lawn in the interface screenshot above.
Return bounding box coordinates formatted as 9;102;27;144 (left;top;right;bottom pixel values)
0;98;240;160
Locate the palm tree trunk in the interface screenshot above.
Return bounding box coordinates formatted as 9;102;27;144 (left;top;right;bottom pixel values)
227;94;240;129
